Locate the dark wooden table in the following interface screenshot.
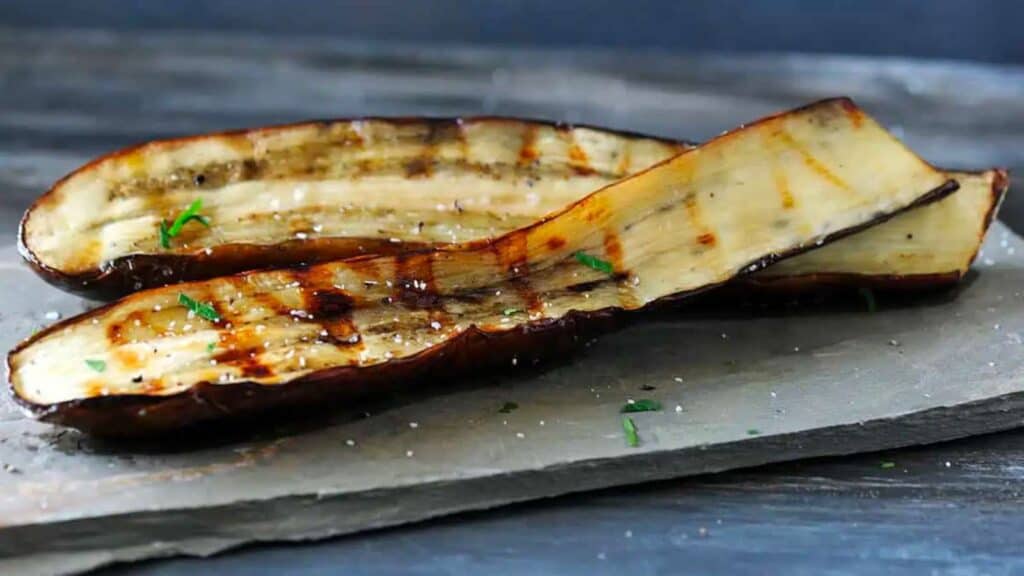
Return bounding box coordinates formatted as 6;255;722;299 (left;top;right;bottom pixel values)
2;29;1023;575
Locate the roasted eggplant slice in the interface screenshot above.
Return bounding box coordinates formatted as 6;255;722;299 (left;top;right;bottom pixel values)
19;110;1002;300
9;99;959;435
20;118;690;299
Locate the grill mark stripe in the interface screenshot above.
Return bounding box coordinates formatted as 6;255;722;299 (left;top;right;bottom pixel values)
568;143;594;176
697;232;716;246
775;169;796;209
394;252;444;310
838;99;865;128
555;127;595;176
491;233;543;314
289;267;363;350
602;229;641;309
602;230;624;271
98;159;634;240
114;130;547;201
775;130;849;191
404;123;441;179
517;125;540;167
683;194;720;253
614;141;633;176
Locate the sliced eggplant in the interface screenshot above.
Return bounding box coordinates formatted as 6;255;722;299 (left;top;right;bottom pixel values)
20;112;1002;300
20;118;690;299
9;99;959;436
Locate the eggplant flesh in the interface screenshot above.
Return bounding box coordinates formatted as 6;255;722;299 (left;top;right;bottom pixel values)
751;167;1006;290
9;99;960;435
20;111;1002;300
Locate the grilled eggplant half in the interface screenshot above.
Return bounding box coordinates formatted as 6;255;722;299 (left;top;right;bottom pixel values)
20;118;690;299
20;108;1003;300
10;99;962;436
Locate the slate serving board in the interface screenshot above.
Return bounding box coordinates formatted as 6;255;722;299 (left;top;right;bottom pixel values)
1;219;1023;575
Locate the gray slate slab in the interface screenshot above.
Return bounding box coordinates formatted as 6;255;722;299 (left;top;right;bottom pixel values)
1;221;1023;574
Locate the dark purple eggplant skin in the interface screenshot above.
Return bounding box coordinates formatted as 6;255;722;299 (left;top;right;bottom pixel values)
9;179;962;438
18;117;693;301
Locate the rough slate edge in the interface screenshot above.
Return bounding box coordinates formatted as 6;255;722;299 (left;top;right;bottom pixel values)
0;219;1020;576
10;397;1024;576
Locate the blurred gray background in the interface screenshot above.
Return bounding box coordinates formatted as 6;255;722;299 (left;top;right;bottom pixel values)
5;0;1022;63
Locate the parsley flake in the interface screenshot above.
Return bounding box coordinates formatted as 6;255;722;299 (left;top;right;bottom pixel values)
499;401;519;414
160;199;210;249
158;220;172;249
574;251;614;274
502;308;523;316
207;342;217;353
622;416;639;447
747;428;761;436
880;461;896;469
621;399;662;413
85;359;106;372
178;293;221;322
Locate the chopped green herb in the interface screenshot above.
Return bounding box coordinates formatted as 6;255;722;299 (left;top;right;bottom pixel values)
168;199;210;235
178;293;221;322
85;359;106;373
858;287;877;313
880;461;896;469
746;428;760;436
160;199;210;248
574;251;614;274
621;399;662;413
207;342;217;353
498;401;519;414
622;416;639;447
502;308;523;316
158;220;172;249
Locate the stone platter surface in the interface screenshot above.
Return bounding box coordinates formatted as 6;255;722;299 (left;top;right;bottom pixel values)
1;220;1023;574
